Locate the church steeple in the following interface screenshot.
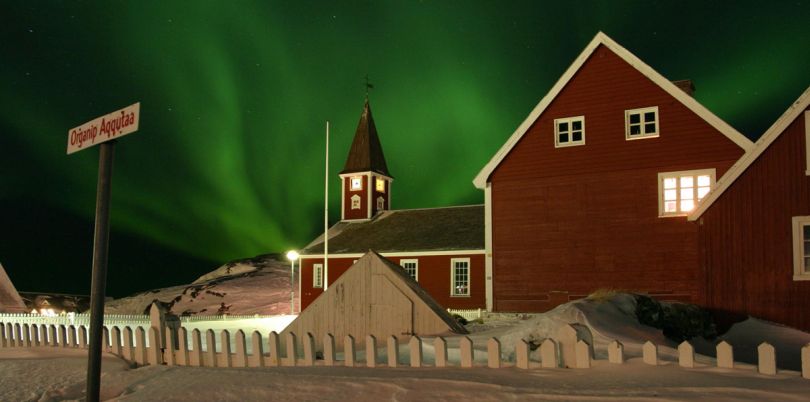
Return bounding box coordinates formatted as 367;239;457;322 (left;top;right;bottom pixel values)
339;99;393;221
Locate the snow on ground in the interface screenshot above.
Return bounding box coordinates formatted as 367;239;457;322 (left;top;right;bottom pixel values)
3;293;809;401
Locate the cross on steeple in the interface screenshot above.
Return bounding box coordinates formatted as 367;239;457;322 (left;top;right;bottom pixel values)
364;74;374;97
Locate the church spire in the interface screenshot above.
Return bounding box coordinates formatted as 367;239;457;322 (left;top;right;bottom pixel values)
340;99;392;177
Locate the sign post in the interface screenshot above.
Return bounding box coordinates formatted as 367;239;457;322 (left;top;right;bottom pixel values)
67;102;140;402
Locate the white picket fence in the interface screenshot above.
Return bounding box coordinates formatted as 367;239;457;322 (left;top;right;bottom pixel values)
1;320;808;379
446;308;484;321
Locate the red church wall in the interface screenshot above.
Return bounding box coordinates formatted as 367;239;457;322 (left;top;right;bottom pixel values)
342;176;369;220
489;44;744;312
698;107;810;331
300;253;485;311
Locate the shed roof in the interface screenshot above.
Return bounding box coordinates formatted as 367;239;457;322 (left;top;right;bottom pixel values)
301;205;484;255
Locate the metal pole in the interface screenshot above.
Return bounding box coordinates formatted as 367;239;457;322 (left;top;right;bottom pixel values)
324;121;329;290
85;141;115;402
290;260;294;314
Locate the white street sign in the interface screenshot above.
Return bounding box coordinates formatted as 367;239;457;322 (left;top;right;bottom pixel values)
67;102;140;154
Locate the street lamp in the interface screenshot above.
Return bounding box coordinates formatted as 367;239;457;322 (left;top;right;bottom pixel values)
286;250;299;315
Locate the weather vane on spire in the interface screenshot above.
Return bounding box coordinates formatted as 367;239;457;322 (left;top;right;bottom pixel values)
364;74;374;98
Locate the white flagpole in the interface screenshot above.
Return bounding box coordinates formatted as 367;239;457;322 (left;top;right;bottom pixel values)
324;121;329;290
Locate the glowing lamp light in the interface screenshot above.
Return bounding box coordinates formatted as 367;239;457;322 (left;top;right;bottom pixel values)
286;250;299;261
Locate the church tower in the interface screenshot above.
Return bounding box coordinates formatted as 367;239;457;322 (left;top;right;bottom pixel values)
339;99;393;221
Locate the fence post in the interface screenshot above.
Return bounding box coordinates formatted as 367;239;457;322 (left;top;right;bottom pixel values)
434;336;448;368
205;329;217;367
643;341;658;366
717;341;734;369
303;333;315;367
123;327;134;361
324;334;336;366
111;327;122;356
249;331;264;368
58;325;69;348
802;343;810;380
516;339;530;369
409;336;422;368
30;324;40;347
68;325;78;348
540;338;558;368
39;324;48;347
148;327;163;366
344;335;356;367
102;327;110;353
22;324;31;347
267;331;281;366
177;328;189;366
48;325;57;348
387;335;398;368
14;323;22;347
220;330;232;368
678;341;694;368
460;336;474;368
757;342;776;375
285;332;297;367
79;326;88;349
191;329;203;367
608;340;623;364
366;335;377;368
575;340;592;368
487;337;501;369
164;329;176;366
234;330;247;368
135;327;148;365
0;322;6;347
557;324;579;368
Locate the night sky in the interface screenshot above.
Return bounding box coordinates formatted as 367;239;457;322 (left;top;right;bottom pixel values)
1;1;808;298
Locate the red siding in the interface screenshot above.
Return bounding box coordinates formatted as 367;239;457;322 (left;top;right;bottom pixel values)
300;254;485;310
489;44;745;312
699;107;810;331
370;175;388;214
342;176;368;220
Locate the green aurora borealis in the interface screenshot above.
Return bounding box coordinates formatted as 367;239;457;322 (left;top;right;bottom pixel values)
1;1;808;296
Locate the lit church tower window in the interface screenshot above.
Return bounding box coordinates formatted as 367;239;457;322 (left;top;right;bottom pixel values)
339;98;393;221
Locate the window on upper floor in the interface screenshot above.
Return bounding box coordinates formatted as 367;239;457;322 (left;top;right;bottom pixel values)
658;169;715;217
626;106;659;140
554;116;585;147
313;264;323;288
792;216;810;281
350;176;363;191
400;259;418;281
451;258;470;297
375;177;386;193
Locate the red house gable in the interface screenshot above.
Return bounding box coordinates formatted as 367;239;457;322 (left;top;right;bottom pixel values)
475;32;751;313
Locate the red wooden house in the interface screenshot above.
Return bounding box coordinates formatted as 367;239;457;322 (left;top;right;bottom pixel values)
473;32;752;313
689;87;810;331
298;100;485;311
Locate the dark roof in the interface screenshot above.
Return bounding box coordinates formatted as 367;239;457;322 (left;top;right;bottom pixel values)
301;205;484;255
340;99;392;177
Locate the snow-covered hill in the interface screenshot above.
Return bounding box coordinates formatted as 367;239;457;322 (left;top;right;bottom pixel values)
104;254;295;316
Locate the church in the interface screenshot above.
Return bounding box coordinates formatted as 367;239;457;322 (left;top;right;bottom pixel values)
297;99;486;311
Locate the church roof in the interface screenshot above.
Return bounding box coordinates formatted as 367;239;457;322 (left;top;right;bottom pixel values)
301;205;484;255
340;99;392;177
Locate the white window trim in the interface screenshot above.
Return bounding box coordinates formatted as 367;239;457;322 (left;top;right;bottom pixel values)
313;264;323;288
450;258;471;297
792;216;810;281
625;106;660;140
554;115;585;148
400;259;418;282
657;168;716;217
804;111;809;176
350;176;363;191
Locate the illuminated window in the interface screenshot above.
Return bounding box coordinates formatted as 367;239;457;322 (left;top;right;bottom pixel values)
376;196;384;211
658;169;715;216
793;216;810;281
554;116;585;147
376;178;386;193
451;258;470;296
351;194;361;210
626;106;659;140
313;264;323;288
400;259;418;281
350;176;363;191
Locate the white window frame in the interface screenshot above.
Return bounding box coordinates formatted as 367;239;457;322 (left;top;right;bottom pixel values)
657;169;716;217
804;111;809;176
792;216;810;281
375;177;386;193
554;116;585;148
376;196;385;211
625;106;659;140
400;259;418;282
450;258;470;297
313;264;323;288
350;176;363;191
351;194;361;210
